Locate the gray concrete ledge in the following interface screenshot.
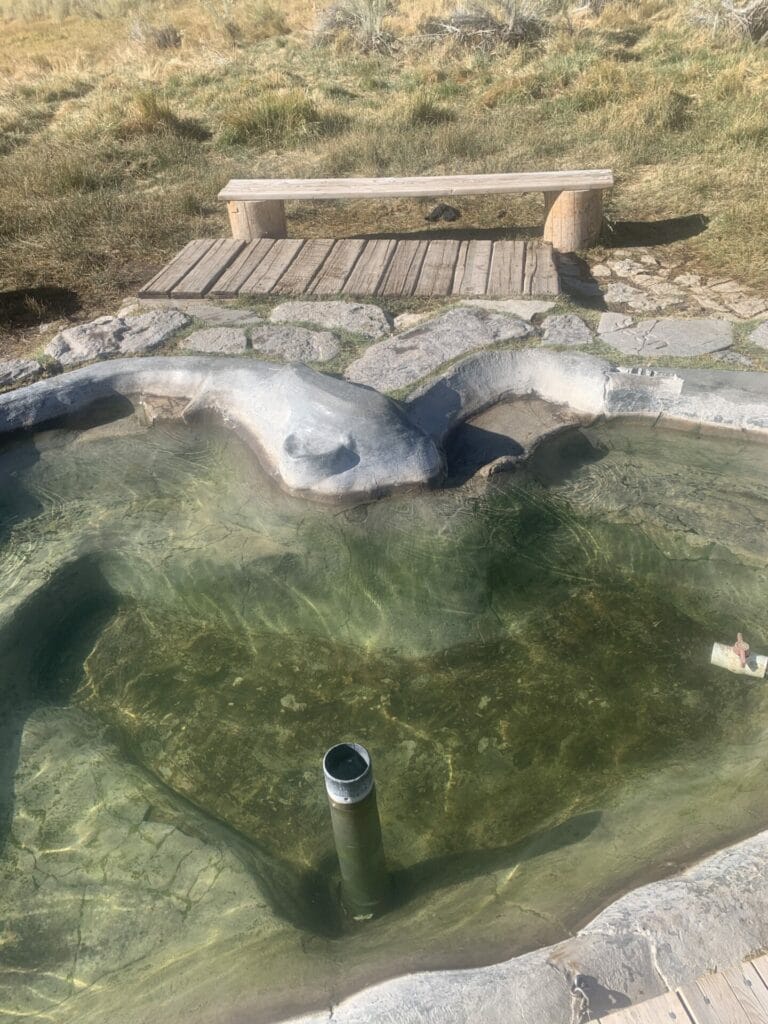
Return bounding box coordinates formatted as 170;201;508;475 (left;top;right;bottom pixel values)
406;349;768;446
3;352;768;503
0;357;442;502
291;827;768;1024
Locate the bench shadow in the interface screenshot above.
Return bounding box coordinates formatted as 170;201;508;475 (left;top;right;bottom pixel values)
555;253;608;309
605;213;709;247
361;224;541;242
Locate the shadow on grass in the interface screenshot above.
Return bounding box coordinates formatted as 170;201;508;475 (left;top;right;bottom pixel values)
0;286;80;329
363;224;541;242
605;213;709;247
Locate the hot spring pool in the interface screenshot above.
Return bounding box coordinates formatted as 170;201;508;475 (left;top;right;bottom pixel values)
1;408;768;1023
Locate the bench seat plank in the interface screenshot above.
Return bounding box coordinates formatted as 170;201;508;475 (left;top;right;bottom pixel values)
239;239;305;294
219;169;614;202
309;238;367;295
377;240;429;297
271;238;336;294
208;238;276;298
171;238;246;299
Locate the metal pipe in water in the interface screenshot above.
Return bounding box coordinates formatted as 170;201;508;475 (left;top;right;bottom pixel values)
323;742;390;920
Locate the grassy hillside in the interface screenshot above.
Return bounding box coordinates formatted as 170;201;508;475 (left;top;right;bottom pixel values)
1;0;768;325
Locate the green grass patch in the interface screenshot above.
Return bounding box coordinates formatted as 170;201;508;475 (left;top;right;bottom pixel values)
217;89;343;148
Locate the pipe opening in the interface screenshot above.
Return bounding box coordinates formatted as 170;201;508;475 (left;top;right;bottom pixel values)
323;742;373;804
325;743;368;782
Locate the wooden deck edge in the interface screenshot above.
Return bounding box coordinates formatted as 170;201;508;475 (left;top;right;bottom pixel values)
138;237;561;301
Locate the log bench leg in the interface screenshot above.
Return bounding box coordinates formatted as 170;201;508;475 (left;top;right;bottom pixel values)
227;199;287;240
542;189;603;252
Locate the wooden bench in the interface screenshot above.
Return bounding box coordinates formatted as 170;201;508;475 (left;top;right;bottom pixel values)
218;169;614;253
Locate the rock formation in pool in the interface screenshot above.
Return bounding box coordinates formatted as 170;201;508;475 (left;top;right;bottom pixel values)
0;357;443;501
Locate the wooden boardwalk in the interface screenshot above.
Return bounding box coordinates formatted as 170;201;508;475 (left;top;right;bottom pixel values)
596;954;768;1024
138;237;560;300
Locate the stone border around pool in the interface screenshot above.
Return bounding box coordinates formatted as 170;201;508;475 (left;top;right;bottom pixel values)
1;350;767;502
406;348;768;445
0;356;441;502
288;827;768;1024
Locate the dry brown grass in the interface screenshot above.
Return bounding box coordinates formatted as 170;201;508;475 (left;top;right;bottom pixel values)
2;0;768;336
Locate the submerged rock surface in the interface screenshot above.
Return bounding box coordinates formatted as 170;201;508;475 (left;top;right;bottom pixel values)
1;405;768;1022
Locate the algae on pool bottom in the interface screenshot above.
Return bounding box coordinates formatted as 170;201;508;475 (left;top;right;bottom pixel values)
0;413;767;1023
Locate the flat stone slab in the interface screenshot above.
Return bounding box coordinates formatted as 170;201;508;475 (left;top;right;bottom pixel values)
603;282;665;312
250;325;340;363
182;327;248;354
46;311;190;367
750;321;768;350
345;307;535;392
0;359;42;387
600;318;734;357
541;314;593;347
458;298;556;321
118;298;263;326
598;312;633;334
393;311;434;332
270;300;392;340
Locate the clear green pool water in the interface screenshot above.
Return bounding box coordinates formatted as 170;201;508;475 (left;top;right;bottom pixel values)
1;409;768;1023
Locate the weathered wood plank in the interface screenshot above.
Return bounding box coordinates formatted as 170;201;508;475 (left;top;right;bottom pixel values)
724;965;768;1022
679;967;758;1024
219;169;615;202
309;238;366;295
343;238;398;295
413;239;461;297
208;239;276;298
454;239;493;295
528;239;560;295
487;240;525;296
239;239;305;294
141;237;560;301
522;239;538;297
138;239;215;298
451;241;470;294
377;240;429;297
270;238;336;294
597;991;691;1024
171;238;246;299
749;957;768;992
